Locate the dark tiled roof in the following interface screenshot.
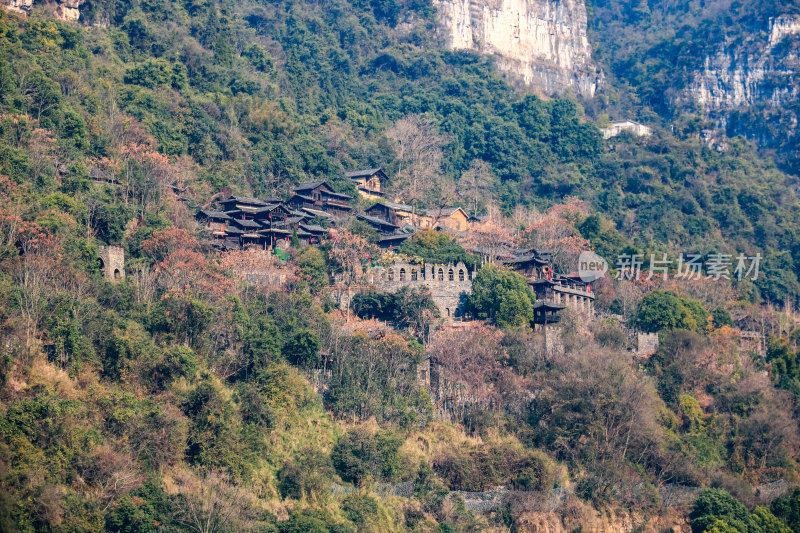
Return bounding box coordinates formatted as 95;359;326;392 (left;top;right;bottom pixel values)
301;208;335;219
289;193;316;203
356;213;399;228
223;195;269;206
379;233;411;241
249;204;287;214
368;201;413;213
294;181;327;192
425;207;465;217
378;234;411;247
232;219;262;229
299;224;327;234
533;301;566;310
276;216;306;226
223;210;244;218
386;201;413;211
324;190;353;200
197;209;231;220
346;168;383;178
293;182;352;201
506;254;548;265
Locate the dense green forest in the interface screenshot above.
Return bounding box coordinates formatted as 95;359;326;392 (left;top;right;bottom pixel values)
1;0;799;302
1;0;800;531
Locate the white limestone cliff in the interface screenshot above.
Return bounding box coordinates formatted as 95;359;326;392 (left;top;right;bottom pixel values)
1;0;83;20
2;0;33;14
54;0;83;21
434;0;602;96
687;15;800;111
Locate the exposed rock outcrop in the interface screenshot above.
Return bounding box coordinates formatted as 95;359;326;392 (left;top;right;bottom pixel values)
434;0;602;96
1;0;84;20
2;0;34;13
54;0;83;21
686;15;800;112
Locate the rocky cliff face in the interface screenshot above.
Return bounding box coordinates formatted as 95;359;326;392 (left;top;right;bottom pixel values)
54;0;83;21
434;0;602;96
1;0;83;20
2;0;33;13
686;15;800;112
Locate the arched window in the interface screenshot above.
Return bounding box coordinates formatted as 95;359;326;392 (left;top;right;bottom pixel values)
446;308;450;317
437;268;444;281
113;269;121;280
399;268;406;281
411;269;417;281
458;269;465;281
448;269;454;281
388;268;394;281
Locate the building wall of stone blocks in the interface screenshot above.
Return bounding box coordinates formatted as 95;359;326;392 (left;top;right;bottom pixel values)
417;357;431;388
98;245;125;282
637;332;659;357
544;323;564;356
369;261;474;320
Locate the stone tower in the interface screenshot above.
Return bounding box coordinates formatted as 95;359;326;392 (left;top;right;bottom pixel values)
98;245;125;282
544;323;564;356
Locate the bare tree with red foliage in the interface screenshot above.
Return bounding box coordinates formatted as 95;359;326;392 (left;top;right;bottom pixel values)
142;227;231;299
517;199;592;273
327;228;378;321
463;204;515;264
142;228;245;376
0;175;27;249
12;223;60;350
426;324;521;432
120;143;174;218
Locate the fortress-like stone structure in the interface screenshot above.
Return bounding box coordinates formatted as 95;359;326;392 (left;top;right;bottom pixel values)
98;245;125;282
369;261;475;320
636;332;659;358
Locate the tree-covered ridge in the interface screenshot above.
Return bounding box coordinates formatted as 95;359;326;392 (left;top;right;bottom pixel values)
2;1;800;531
586;0;800;175
3;0;799;303
586;0;800;109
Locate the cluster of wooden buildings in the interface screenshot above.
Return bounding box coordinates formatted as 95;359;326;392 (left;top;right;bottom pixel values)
194;168;596;325
196;192;329;250
195;168;472;250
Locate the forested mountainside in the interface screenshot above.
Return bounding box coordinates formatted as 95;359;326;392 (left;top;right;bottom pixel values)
2;0;800;532
2;0;800;301
587;0;800;175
